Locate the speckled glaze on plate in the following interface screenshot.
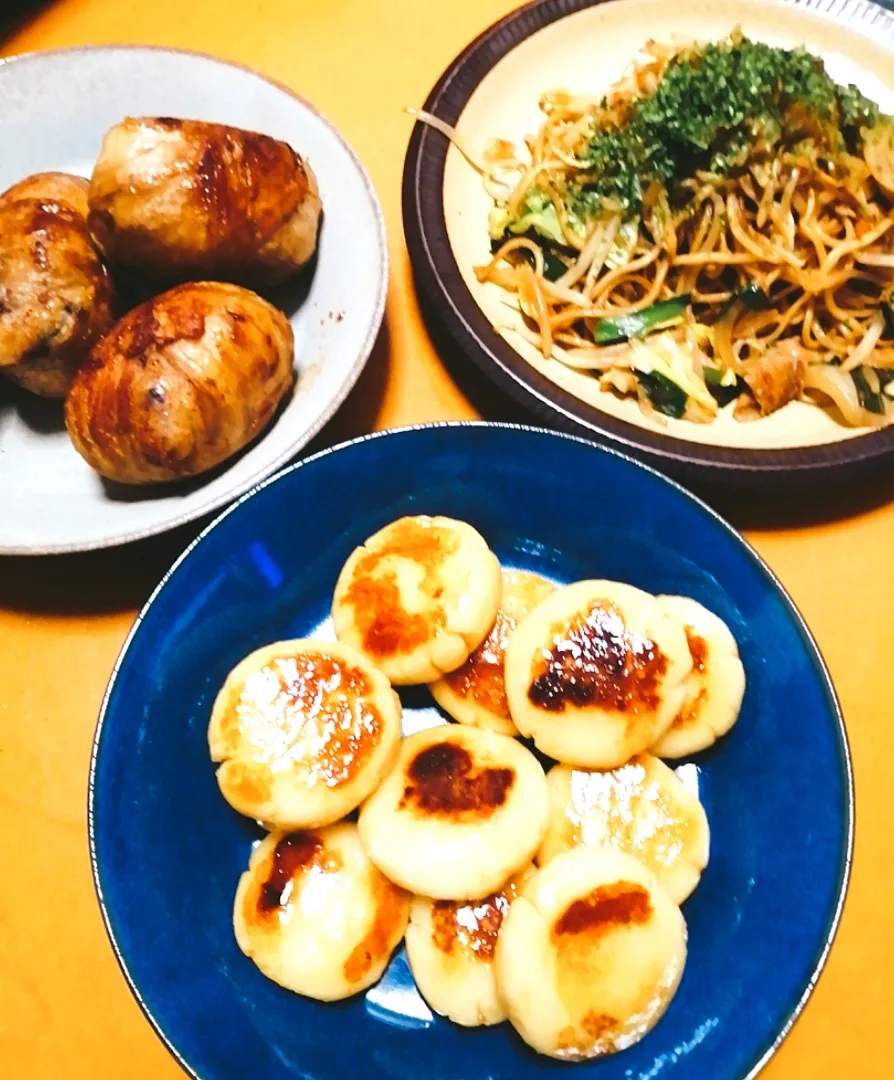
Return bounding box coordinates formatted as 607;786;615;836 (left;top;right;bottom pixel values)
89;423;852;1080
402;0;894;486
0;45;386;554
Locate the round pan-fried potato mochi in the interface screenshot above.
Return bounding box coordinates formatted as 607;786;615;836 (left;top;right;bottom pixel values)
209;639;401;829
331;515;502;685
357;725;548;899
234;823;410;1001
495;847;687;1060
650;595;746;759
405;864;535;1027
429;569;557;736
538;755;710;904
504;580;693;768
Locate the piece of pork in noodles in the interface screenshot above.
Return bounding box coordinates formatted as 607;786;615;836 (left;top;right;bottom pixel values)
737;339;810;417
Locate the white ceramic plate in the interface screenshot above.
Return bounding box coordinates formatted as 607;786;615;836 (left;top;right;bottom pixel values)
0;46;387;554
403;0;894;484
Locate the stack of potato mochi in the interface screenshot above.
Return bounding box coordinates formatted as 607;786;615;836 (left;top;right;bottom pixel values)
207;514;745;1061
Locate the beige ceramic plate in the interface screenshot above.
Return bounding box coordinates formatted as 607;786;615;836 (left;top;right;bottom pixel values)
0;46;387;554
403;0;894;483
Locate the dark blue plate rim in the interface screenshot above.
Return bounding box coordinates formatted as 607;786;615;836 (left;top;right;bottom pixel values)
87;421;855;1080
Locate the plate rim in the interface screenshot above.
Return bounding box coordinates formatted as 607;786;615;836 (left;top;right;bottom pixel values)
86;419;855;1080
0;42;388;557
401;0;894;485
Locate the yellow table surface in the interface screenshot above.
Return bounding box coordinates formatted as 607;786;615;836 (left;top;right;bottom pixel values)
1;0;893;1076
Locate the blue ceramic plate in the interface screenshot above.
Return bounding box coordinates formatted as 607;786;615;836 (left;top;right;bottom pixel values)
89;423;852;1080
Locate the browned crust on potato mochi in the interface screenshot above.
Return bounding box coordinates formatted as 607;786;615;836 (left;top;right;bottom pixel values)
528;603;668;720
342;876;410;985
668;629;710;733
216;650;384;794
553;881;653;938
253;832;330;915
245;829;408;988
429;870;528;960
341;518;461;657
442;611;515;718
398;741;515;819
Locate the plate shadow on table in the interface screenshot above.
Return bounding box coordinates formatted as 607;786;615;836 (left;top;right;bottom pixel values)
0;316;393;616
414;290;894;531
0;521;203;617
0;1;47;45
698;464;894;530
412;289;537;426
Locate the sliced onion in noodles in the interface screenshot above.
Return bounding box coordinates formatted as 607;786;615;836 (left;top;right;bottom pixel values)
841;311;885;373
500;323;633;372
600;368;639;394
803;363;890;427
713;304;740;372
555;215;620;290
476;238;545;282
855;253;894;267
556;342;636;370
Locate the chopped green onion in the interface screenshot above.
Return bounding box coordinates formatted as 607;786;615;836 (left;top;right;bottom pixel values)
853;366;886;413
704;366;744;406
540;248;568;281
593;294;691;345
738;283;769;309
717;282;769;318
489;235;570;281
637;370;687;417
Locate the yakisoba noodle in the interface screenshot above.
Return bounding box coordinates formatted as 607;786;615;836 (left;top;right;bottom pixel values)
422;32;894;427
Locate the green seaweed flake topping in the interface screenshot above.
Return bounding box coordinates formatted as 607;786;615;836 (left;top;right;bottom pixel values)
578;35;881;215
